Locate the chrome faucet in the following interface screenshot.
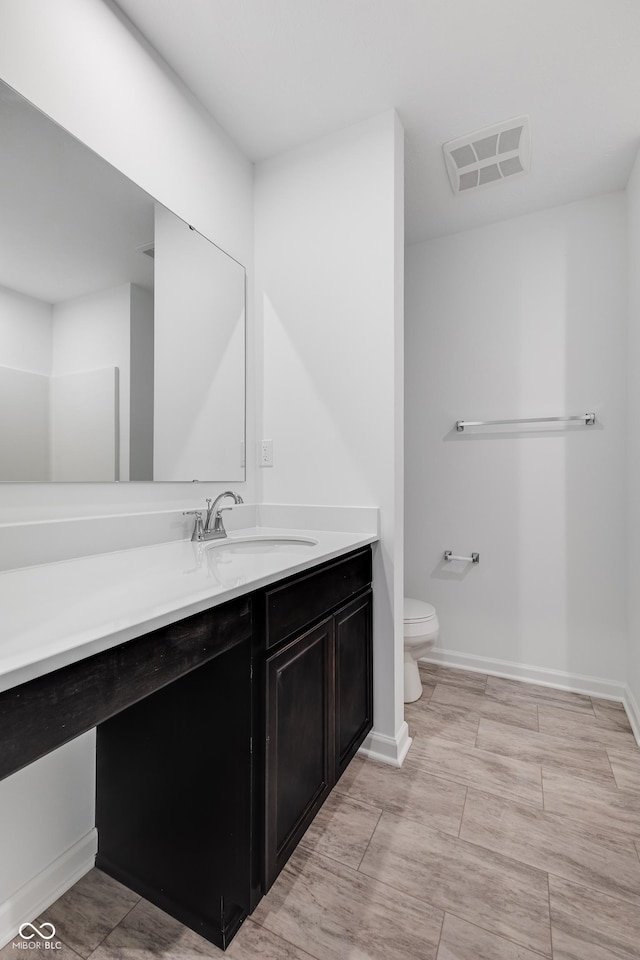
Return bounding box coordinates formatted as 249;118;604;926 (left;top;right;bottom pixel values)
184;491;244;542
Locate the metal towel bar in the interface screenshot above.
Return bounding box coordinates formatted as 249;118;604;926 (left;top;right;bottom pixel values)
444;551;479;564
455;413;596;432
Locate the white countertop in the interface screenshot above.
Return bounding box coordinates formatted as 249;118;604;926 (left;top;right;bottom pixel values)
0;527;377;694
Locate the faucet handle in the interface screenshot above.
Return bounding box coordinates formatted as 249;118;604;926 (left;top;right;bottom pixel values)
183;509;205;542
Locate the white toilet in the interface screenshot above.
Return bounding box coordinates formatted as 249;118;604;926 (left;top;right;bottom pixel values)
404;597;439;702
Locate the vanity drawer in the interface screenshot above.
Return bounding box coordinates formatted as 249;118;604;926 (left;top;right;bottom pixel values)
264;547;372;649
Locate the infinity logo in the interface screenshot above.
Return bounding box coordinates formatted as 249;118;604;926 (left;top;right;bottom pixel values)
18;923;56;941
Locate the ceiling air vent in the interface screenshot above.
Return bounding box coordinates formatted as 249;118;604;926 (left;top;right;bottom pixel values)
443;116;531;195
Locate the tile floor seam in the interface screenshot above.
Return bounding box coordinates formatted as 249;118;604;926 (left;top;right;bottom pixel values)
331;785;383;816
461;788;640;879
243;915;324;960
536;861;640;913
354;850;549;958
538;709;638;751
450;826;553;887
443;910;553;960
536;803;640;848
464;783;546;813
457;786;469;839
403;751;528;787
548;873;640;958
475;717;617;783
353;804;383;871
252;917;333;960
434;909;445;959
335;801;464;839
546;866;640;913
547;873;554;960
54;938;83;960
543;759;638;795
472;711;482;742
479;715;617;752
605;747;631;791
87;897;141;958
398;754;542;808
497;702;595;720
356;819;553;959
473;721;480;749
604;745;616;781
319;842;453;917
484;679;597;717
540;771;640;845
297;799;384;871
366;806;551;884
407;727;484;752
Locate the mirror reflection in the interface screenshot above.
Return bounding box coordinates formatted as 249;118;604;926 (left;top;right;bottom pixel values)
0;80;245;482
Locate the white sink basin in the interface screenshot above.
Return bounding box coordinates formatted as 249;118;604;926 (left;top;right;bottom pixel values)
204;534;319;587
206;534;319;555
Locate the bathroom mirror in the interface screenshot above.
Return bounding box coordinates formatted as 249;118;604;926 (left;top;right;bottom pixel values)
0;80;245;482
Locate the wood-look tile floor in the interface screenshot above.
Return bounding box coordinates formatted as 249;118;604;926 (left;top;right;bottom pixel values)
6;665;640;960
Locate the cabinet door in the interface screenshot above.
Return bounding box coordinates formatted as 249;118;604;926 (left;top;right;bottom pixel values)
264;617;334;889
335;590;373;778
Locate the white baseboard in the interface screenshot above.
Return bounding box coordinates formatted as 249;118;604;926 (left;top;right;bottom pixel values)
358;721;412;767
420;648;626;702
0;830;97;949
623;685;640;745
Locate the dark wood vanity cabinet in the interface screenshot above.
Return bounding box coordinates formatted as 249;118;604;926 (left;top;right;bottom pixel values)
0;545;373;952
334;590;373;777
94;545;373;937
262;549;373;890
96;640;255;948
264;617;334;889
95;600;256;949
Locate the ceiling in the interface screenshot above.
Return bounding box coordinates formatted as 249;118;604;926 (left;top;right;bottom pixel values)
114;0;640;245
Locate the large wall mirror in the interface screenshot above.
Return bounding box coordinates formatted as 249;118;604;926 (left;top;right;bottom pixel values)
0;80;245;482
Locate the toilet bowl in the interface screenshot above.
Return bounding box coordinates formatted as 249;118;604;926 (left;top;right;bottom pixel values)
404;597;439;703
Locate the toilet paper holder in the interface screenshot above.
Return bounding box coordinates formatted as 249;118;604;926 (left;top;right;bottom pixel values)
444;551;480;564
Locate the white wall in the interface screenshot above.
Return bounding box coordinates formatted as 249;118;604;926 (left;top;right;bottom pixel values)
0;735;96;945
129;284;154;481
0;282;146;483
0;284;52;374
0;0;253;942
627;151;640;731
255;111;407;762
50;368;120;481
0;285;52;481
405;193;628;692
0;367;49;481
52;284;131;478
